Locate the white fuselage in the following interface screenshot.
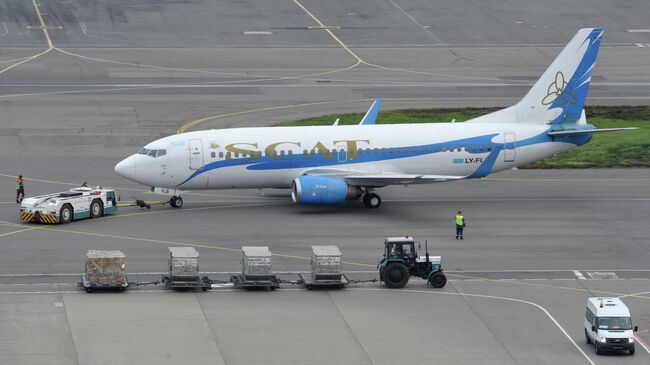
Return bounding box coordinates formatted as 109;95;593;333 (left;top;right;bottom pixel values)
114;122;578;190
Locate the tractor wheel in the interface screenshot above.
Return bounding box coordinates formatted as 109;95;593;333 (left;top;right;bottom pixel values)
90;199;103;218
382;263;409;288
60;204;73;224
429;272;447;288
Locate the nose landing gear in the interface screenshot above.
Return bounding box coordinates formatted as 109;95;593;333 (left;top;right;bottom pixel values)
169;196;183;208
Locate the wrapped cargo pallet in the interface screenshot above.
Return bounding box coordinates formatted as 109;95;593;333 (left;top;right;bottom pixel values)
311;245;342;281
241;246;272;280
85;250;127;286
168;247;200;281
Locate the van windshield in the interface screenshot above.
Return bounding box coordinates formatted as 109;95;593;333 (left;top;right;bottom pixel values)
597;317;632;330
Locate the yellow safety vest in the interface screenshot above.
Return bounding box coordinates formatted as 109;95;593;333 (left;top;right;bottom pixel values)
455;214;464;226
16;179;23;189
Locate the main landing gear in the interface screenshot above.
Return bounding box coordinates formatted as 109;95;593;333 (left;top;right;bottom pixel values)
169;195;183;208
362;192;381;209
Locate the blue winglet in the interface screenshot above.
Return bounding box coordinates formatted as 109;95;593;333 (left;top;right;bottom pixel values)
359;98;382;125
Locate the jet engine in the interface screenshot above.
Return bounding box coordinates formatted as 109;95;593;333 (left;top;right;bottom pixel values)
291;176;362;205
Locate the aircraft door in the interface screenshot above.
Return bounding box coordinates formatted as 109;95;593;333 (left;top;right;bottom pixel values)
158;149;168;176
189;139;204;170
336;148;347;163
503;132;516;162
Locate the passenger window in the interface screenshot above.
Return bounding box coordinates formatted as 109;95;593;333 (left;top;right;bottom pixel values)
374;148;379;154
479;146;485;151
225;152;231;159
234;152;240;158
210;152;216;158
487;145;492;151
219;152;223;158
441;146;446;152
366;148;371;154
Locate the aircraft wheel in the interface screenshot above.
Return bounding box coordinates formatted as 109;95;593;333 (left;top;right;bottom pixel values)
363;193;381;209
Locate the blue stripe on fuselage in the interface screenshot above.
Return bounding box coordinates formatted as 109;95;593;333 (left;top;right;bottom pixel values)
176;130;560;187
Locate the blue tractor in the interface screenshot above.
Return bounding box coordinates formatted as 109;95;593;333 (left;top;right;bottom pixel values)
378;236;447;289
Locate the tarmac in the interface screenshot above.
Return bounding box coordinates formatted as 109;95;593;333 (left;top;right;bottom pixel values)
0;0;649;364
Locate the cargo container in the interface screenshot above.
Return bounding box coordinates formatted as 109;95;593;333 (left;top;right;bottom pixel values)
299;245;348;289
162;247;211;291
231;246;279;289
81;250;128;292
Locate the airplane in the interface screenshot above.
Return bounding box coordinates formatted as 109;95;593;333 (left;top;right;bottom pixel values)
115;28;636;209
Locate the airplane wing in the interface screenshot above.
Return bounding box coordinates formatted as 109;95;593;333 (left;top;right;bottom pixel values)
300;168;464;187
343;174;465;187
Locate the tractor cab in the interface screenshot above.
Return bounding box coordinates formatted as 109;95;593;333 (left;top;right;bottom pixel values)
385;236;416;264
379;236;446;289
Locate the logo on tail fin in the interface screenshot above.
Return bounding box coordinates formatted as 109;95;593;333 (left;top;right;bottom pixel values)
542;71;577;106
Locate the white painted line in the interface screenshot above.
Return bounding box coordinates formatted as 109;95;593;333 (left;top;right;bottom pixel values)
351;288;597;365
636;43;646;48
634;333;650;355
628;29;650;33
243;31;272;35
586;272;618;280
573;270;586;280
0;270;377;277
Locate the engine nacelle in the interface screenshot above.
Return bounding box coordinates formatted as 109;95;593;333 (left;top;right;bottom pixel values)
291;176;362;205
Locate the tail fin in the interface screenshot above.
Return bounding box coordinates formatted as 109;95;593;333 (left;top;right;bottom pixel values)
470;28;603;125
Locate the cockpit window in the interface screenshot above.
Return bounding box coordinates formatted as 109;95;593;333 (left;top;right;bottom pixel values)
138;148;166;158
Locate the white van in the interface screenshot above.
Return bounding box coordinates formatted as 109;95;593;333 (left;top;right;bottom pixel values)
585;297;638;355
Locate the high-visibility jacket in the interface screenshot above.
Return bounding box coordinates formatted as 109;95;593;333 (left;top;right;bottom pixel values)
455;214;464;226
16;178;23;190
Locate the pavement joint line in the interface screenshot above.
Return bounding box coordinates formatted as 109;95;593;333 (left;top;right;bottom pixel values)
387;0;443;43
350;288;597;365
291;0;513;83
0;219;374;268
445;272;650;300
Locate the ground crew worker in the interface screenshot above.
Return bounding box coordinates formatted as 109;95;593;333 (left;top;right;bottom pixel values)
455;210;465;240
81;181;88;187
15;175;24;203
389;243;398;257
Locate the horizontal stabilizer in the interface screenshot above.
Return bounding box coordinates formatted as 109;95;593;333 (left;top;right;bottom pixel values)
547;127;638;137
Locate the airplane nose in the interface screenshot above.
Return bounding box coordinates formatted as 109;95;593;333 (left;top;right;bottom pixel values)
114;156;137;181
